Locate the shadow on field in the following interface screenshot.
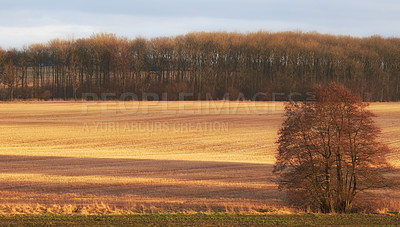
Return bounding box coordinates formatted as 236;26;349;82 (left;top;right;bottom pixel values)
0;155;282;207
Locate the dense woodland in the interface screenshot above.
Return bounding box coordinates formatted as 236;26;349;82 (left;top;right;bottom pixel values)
0;32;399;101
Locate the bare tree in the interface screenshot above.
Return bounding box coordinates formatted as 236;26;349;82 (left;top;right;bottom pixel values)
274;83;393;213
0;50;17;100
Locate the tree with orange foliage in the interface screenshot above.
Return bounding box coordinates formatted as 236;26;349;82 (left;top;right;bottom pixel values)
274;83;393;213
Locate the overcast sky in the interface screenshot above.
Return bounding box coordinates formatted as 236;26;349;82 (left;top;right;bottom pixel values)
0;0;399;49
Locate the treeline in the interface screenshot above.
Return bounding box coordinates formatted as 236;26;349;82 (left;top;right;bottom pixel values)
0;32;399;101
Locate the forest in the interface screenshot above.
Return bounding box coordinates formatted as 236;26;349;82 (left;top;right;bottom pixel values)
0;31;399;101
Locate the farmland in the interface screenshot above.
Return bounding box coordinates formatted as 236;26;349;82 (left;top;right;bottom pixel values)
0;101;399;213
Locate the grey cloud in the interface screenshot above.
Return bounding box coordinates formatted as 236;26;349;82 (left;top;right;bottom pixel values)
0;0;399;48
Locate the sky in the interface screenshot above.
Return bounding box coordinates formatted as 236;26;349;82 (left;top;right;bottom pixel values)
0;0;399;49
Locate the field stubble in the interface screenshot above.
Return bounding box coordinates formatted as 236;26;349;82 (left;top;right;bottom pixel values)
0;101;399;214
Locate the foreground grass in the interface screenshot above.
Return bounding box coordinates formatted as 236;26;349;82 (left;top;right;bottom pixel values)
0;213;399;226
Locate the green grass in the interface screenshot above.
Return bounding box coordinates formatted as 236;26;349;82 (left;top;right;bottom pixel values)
0;213;399;226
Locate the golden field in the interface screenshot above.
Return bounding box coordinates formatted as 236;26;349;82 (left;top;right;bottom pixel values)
0;101;399;213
